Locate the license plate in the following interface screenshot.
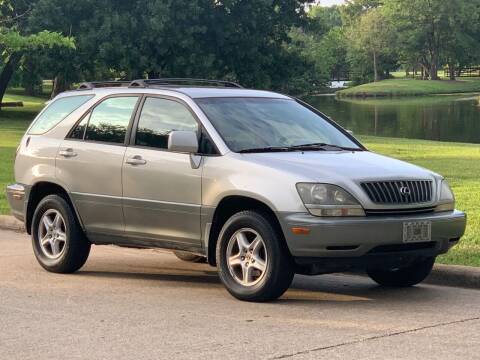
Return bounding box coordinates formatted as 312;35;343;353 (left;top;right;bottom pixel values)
403;221;431;243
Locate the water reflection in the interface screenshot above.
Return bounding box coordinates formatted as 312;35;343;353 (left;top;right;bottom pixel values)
303;95;480;144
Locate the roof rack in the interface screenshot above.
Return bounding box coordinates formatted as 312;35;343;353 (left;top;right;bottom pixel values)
129;78;243;89
77;81;131;90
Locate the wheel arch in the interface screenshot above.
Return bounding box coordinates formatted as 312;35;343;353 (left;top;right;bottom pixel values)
206;195;288;266
25;181;84;235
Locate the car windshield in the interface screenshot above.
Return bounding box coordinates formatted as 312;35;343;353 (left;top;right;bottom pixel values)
195;97;361;153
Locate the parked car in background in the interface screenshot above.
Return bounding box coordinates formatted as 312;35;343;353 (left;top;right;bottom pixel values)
6;79;466;301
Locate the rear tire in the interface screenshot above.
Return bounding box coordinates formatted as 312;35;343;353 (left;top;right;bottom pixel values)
173;251;207;263
31;194;91;273
216;210;294;302
367;257;435;287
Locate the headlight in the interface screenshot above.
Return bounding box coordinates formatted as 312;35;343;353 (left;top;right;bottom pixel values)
435;180;455;212
296;183;365;217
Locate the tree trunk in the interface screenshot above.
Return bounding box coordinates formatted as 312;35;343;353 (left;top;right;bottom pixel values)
373;49;378;82
0;53;22;110
51;74;70;98
456;66;463;78
448;63;455;80
430;54;439;80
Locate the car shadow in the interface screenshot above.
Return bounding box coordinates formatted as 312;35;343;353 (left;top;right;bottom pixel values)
76;262;444;306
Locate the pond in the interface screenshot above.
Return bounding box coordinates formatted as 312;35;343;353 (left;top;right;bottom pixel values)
303;94;480;144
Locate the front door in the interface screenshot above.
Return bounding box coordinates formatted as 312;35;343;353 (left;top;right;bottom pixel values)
56;95;140;238
122;96;202;249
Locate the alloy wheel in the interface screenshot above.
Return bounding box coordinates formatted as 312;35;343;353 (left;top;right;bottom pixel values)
226;228;268;287
38;209;67;259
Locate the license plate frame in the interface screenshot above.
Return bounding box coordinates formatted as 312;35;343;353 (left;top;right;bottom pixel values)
403;221;432;243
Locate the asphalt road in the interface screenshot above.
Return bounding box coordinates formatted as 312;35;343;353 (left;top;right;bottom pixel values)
1;229;479;360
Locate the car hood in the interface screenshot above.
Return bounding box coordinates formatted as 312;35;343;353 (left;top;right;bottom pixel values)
239;150;439;184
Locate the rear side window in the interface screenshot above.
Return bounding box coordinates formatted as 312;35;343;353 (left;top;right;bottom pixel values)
28;95;93;135
135;97;199;149
84;96;139;144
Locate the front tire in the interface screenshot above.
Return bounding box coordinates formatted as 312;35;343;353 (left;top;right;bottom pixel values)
216;210;294;302
367;257;435;287
31;194;91;273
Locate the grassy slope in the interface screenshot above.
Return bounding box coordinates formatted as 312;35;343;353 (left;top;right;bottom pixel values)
337;78;480;97
0;93;46;214
0;92;479;266
361;135;480;266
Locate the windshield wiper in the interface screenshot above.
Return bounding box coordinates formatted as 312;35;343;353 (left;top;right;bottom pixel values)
238;143;363;154
238;146;294;153
290;143;363;152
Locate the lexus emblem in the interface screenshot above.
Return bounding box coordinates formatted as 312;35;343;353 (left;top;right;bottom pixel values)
399;186;411;196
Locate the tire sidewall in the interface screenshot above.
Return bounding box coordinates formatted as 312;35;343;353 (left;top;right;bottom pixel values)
31;195;75;270
216;212;284;299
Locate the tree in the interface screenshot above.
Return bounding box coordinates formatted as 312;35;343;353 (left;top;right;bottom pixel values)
0;0;74;107
346;6;397;82
385;0;480;80
28;0;312;92
340;0;383;25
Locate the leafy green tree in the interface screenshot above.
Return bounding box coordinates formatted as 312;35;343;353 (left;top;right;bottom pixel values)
385;0;480;80
346;6;397;82
284;4;349;92
28;0;312;92
0;0;74;106
340;0;383;25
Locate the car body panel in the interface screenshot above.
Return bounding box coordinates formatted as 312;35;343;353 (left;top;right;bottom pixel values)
56;139;127;236
122;147;202;247
230;150;442;210
278;210;466;257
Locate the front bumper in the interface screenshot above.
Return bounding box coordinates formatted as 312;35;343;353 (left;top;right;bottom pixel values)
278;210;466;259
5;183;29;222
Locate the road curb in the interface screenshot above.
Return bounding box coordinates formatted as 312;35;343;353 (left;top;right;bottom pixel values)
0;215;478;289
0;215;25;233
426;264;480;290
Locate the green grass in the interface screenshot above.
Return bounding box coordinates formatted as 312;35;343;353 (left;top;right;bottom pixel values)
360;135;480;267
0;92;479;266
0;93;46;214
337;78;480;97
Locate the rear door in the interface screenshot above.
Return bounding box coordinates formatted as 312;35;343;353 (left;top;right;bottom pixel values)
122;96;203;249
56;95;140;239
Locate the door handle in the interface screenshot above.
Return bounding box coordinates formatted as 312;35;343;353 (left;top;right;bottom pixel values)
59;148;77;158
126;155;147;166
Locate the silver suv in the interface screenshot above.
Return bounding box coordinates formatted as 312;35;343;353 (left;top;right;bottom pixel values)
6;79;466;302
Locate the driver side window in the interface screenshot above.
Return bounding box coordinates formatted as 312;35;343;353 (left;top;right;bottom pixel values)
135;97;199;149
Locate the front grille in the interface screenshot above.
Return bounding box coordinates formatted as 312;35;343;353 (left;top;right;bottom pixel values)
361;180;433;205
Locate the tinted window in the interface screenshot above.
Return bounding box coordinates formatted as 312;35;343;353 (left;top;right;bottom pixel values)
135;97;198;149
29;95;93;135
196;98;361;153
85;97;138;144
68;116;89;140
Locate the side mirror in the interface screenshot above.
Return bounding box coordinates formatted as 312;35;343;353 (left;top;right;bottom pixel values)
168;131;199;153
